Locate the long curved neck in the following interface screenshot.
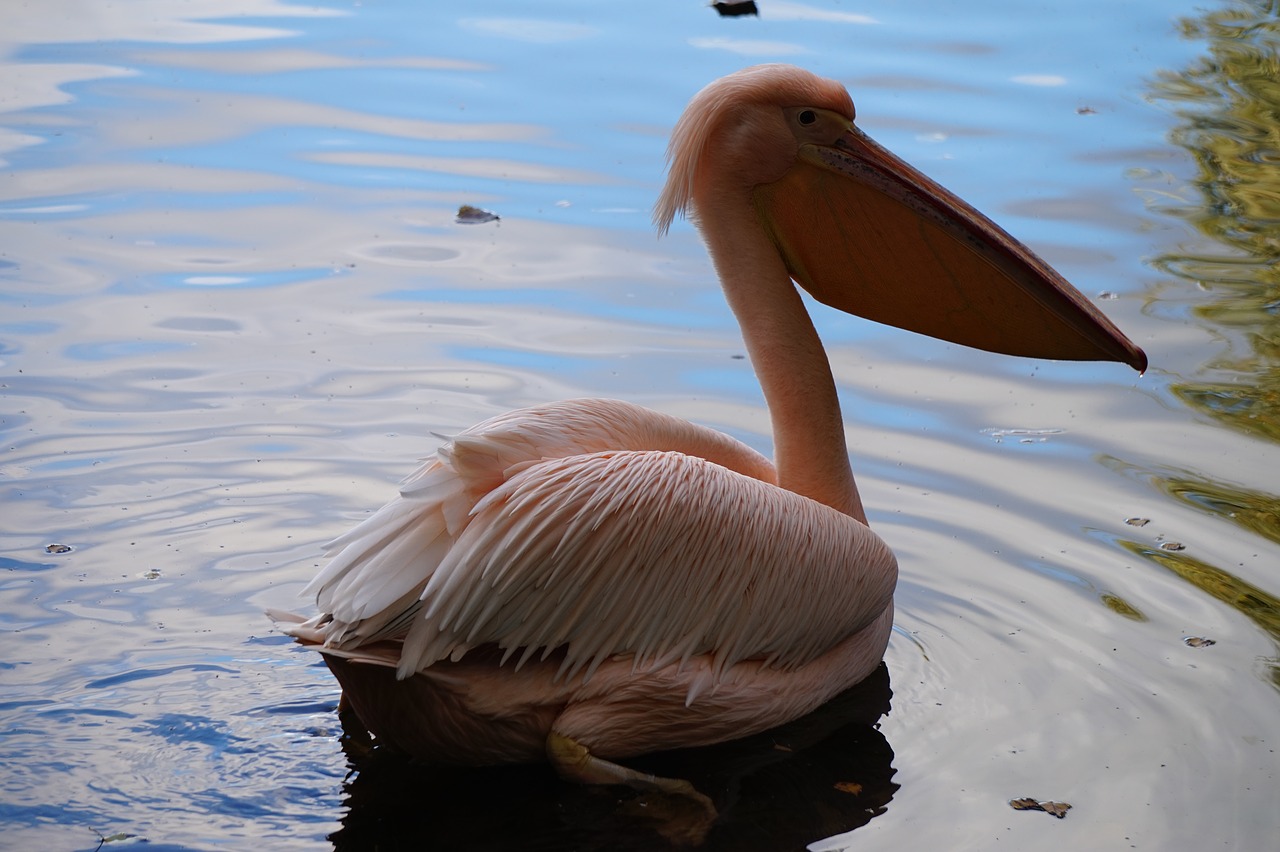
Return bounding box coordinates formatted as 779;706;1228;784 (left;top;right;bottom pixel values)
697;201;867;524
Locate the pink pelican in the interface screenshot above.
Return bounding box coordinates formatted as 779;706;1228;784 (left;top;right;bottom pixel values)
275;65;1145;807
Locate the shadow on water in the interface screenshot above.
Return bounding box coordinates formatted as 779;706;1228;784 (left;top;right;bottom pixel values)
330;664;896;851
1132;0;1280;681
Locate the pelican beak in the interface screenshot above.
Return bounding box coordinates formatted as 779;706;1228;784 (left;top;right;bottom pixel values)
753;125;1147;372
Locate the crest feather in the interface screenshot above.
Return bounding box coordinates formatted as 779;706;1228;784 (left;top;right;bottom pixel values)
652;64;854;234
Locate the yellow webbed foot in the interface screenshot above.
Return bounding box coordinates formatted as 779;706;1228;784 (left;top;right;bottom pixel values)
546;731;716;846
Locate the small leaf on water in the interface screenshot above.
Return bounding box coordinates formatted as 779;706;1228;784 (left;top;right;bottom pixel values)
1125;517;1150;527
1040;801;1072;818
1010;797;1072;818
1184;636;1216;647
834;781;863;795
45;543;72;554
456;205;499;224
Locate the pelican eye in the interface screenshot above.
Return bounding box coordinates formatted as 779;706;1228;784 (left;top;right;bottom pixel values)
798;109;818;126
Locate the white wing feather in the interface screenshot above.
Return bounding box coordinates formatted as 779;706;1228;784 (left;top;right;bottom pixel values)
401;450;895;682
301;398;779;648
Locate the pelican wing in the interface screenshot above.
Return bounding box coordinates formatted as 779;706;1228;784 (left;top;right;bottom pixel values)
399;449;896;683
298;399;782;655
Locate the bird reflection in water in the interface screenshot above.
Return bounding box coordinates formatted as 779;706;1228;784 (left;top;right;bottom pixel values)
331;663;895;850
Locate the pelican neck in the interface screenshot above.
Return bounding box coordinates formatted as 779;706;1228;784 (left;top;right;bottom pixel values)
694;198;866;524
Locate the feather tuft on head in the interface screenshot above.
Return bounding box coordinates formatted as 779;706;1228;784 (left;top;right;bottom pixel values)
652;64;854;235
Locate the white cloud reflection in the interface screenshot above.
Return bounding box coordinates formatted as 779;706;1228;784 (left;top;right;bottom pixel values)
764;2;877;24
688;36;808;57
0;0;340;52
459;18;597;43
0;1;341;162
1011;73;1068;87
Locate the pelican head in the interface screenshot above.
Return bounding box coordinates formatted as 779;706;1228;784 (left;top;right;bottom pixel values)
655;64;1147;372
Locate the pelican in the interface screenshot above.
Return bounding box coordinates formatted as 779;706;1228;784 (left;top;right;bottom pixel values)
274;65;1145;804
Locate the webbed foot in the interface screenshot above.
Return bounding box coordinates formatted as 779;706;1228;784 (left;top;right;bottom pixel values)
547;731;716;846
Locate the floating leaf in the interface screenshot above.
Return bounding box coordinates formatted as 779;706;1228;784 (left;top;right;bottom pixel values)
834;781;863;795
1184;636;1216;647
45;543;72;554
1125;517;1151;527
1010;797;1072;818
1040;801;1072;818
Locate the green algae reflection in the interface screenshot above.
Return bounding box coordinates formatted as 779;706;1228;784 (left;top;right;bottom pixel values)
1148;0;1280;443
1121;537;1280;688
1101;450;1280;683
1136;0;1280;687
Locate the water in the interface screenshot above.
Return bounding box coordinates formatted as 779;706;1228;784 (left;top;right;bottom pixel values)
2;1;1277;849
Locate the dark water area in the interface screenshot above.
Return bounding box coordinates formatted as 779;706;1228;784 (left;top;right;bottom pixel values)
331;666;895;851
1;1;1277;850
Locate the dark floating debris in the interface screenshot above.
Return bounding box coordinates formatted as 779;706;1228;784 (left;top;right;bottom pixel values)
1125;517;1150;527
45;543;72;554
455;204;499;224
1010;797;1072;819
1184;636;1216;648
713;1;758;16
1159;540;1186;552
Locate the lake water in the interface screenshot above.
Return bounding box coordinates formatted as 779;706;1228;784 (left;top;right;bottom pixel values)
2;1;1277;850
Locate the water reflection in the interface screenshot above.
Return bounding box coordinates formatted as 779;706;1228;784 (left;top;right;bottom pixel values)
1120;539;1280;685
1130;0;1280;687
332;665;896;851
1103;453;1280;683
1147;0;1280;441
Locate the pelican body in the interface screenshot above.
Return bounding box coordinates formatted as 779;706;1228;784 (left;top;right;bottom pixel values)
276;65;1144;798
